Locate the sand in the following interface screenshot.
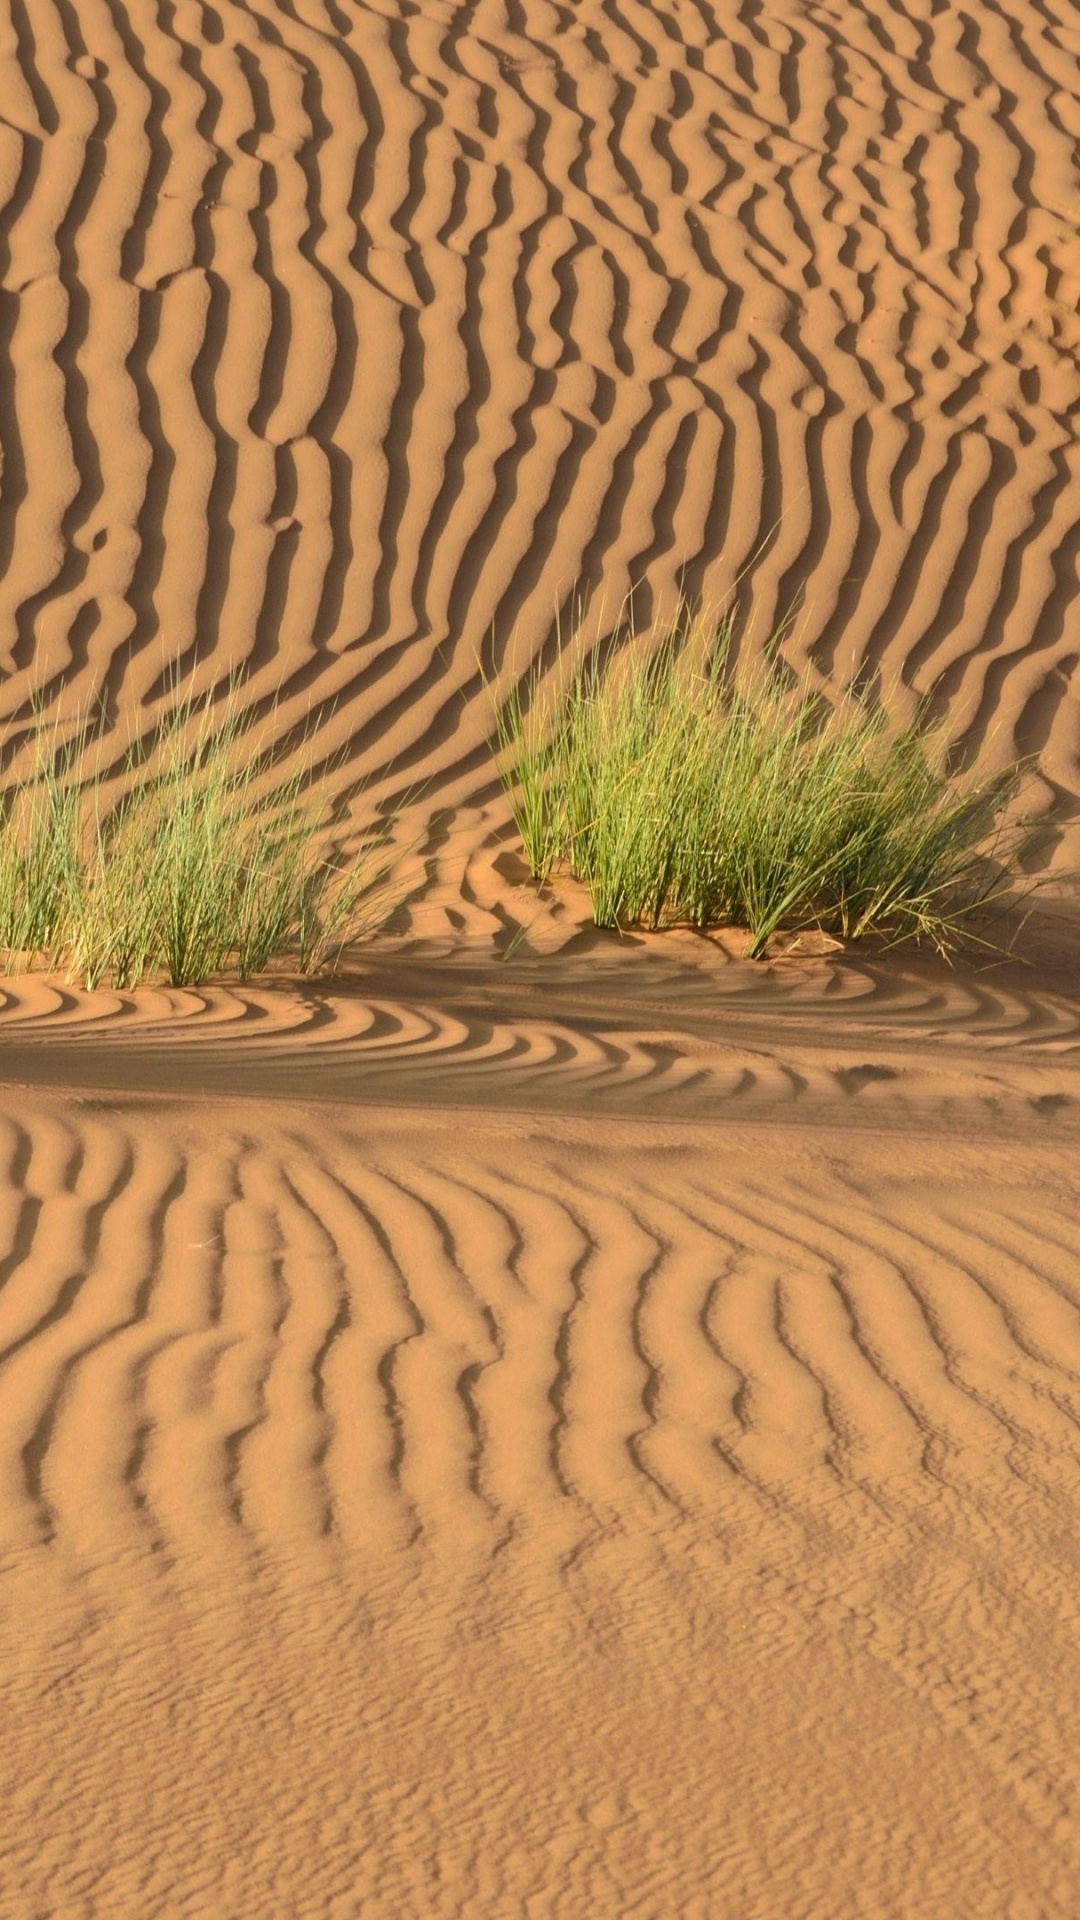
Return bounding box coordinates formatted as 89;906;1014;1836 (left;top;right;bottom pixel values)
2;1060;1080;1917
2;950;1080;1917
2;0;1080;1912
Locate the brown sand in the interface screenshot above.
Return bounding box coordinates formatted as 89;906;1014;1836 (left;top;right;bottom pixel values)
0;0;1078;881
1;952;1080;1916
3;0;1080;1912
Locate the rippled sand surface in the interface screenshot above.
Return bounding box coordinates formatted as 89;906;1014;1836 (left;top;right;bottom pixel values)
4;0;1080;1911
1;0;1079;876
1;941;1080;1917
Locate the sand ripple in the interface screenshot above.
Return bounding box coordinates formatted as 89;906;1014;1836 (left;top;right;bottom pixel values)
0;942;1077;1125
1;1088;1080;1914
4;3;1080;1911
0;0;1077;873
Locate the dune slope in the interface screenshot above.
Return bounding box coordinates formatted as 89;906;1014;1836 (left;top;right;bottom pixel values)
0;0;1077;893
3;0;1080;1913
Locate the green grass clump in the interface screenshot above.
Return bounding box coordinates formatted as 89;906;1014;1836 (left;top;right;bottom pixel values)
494;617;1023;957
0;696;397;990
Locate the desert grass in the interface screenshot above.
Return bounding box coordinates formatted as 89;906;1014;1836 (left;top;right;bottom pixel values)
494;611;1024;957
0;695;398;989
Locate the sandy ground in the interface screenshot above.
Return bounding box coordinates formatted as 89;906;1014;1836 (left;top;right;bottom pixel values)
0;0;1078;874
1;942;1080;1917
3;0;1080;1912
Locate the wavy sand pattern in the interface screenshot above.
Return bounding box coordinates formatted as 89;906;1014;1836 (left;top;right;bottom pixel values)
3;0;1080;1913
2;1087;1080;1915
0;0;1079;864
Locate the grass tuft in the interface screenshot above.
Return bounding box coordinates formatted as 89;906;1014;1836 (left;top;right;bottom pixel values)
0;693;399;989
494;610;1026;957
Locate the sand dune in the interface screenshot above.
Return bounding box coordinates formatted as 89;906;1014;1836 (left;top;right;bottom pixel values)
3;0;1080;1912
0;0;1078;889
1;1084;1080;1915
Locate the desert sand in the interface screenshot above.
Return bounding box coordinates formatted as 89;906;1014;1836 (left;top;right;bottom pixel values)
2;0;1080;1914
